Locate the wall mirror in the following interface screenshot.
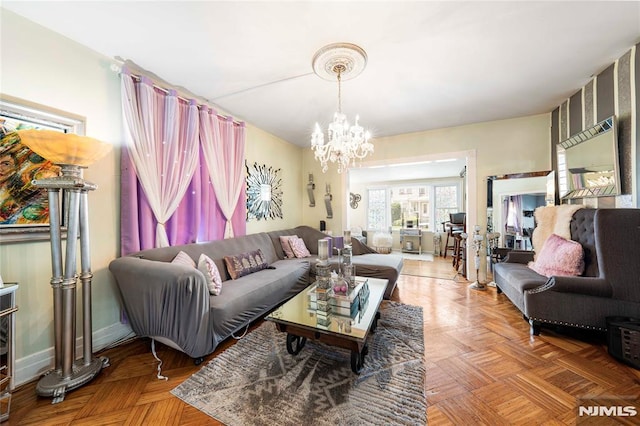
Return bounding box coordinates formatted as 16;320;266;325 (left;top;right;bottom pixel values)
487;171;554;250
246;162;283;221
557;116;620;199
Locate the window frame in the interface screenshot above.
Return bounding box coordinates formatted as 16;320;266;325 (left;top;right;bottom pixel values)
367;180;462;232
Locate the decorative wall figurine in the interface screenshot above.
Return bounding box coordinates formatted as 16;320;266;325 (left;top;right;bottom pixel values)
307;173;315;207
246;162;283;220
349;192;361;209
324;183;333;219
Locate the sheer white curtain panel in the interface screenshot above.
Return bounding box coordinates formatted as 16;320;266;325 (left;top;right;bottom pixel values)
121;73;200;247
199;106;246;238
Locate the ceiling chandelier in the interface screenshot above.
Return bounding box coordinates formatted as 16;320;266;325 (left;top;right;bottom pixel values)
311;43;374;173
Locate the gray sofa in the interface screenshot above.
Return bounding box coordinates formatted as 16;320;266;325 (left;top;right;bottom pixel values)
494;208;640;335
109;225;403;360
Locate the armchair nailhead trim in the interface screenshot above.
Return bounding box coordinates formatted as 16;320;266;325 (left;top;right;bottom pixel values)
528;317;606;331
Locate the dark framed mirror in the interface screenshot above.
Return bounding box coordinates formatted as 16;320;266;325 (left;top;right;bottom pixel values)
486;170;554;249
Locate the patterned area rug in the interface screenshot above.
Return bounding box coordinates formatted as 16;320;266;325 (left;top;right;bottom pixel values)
172;301;426;425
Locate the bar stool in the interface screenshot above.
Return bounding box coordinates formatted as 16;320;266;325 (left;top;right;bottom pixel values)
443;213;466;258
453;231;467;277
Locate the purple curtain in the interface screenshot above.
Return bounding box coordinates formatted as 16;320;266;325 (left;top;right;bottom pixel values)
512;195;523;234
502;196;509;235
120;145;246;255
120;93;247;255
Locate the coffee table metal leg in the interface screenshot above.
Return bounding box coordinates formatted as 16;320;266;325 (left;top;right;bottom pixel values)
351;344;368;374
286;334;307;355
371;311;381;333
351;350;362;374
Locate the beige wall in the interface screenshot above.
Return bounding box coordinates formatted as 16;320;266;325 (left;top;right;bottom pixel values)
245;125;303;234
1;10;124;372
0;10;303;384
302;114;552;237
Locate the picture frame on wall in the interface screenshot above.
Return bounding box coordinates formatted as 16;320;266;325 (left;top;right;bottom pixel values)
0;95;85;243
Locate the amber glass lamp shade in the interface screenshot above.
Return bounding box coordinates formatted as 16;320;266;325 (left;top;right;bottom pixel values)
16;129;111;167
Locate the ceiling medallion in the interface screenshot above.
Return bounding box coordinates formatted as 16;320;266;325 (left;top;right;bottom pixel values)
311;43;373;174
312;43;368;81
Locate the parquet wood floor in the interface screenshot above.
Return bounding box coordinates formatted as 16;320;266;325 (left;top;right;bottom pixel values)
7;258;640;425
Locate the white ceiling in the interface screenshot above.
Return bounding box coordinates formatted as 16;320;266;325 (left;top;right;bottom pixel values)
3;2;639;160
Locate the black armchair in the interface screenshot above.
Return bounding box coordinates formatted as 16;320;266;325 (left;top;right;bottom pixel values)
494;208;640;335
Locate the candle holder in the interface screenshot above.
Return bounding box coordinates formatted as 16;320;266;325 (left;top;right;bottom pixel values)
333;235;344;275
316;263;332;290
469;225;487;291
317;239;329;265
343;230;352;248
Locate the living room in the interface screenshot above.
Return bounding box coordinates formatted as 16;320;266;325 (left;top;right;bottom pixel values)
1;2;639;424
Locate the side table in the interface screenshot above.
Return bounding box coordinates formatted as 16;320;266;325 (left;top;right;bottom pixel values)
0;283;18;422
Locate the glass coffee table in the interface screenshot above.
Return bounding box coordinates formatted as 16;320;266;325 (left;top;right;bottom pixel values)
266;276;387;374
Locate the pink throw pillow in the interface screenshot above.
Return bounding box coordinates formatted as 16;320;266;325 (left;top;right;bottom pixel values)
288;236;311;258
279;235;297;258
528;233;585;277
198;253;222;295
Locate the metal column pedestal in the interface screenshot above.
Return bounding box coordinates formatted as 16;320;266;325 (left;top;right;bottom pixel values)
33;165;108;404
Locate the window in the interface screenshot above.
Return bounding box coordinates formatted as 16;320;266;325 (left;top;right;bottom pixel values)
367;188;387;231
435;185;459;229
368;182;460;231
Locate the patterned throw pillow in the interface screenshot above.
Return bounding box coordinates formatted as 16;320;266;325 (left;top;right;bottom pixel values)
171;251;195;268
279;235;297;258
224;249;269;280
288;236;311;258
198;253;223;295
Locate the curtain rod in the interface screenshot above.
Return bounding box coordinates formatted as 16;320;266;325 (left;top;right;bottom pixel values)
111;61;244;126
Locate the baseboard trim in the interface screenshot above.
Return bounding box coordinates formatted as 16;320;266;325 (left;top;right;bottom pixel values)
15;322;135;387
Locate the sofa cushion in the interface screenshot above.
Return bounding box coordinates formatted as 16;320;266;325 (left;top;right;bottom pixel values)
350;237;377;255
224;249;269;280
494;262;548;312
288;236;311;258
198;253;222;295
528;233;584;277
171;251;195;268
279;235;297;258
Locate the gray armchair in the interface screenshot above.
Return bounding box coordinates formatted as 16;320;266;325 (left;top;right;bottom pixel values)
494;208;640;335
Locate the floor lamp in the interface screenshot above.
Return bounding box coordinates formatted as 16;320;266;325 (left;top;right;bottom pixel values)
17;130;112;403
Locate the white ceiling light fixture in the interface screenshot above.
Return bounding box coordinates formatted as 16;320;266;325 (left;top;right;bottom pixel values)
311;43;374;173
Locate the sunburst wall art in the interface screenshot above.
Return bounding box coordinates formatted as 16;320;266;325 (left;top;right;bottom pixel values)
246;162;283;221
